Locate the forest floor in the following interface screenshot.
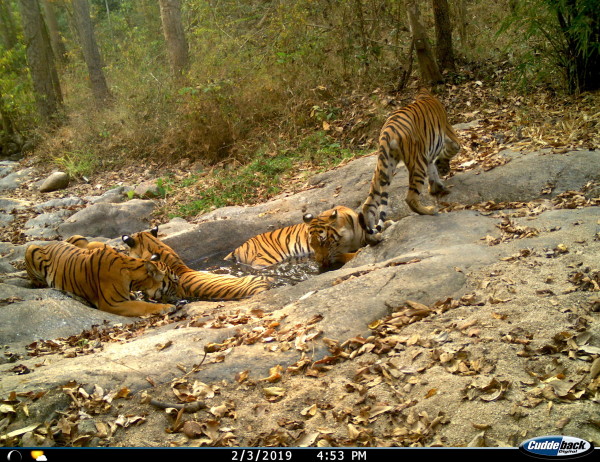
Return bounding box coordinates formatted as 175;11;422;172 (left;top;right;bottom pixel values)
10;71;600;234
1;78;599;449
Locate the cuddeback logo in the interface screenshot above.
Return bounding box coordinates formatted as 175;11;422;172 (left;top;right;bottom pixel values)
519;436;594;459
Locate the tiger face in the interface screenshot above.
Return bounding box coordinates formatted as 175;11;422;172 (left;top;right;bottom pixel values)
303;205;369;269
142;254;180;303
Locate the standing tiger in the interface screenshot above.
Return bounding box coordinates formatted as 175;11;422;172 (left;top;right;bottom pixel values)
122;227;272;300
360;87;461;235
303;205;372;269
224;223;312;268
25;239;178;317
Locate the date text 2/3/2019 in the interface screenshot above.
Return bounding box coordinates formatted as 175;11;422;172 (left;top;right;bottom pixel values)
231;450;293;461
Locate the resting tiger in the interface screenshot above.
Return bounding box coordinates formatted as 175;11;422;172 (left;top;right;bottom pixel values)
303;205;372;268
122;227;271;300
64;235;180;304
24;239;178;317
226;206;371;269
224;223;312;268
360;87;461;235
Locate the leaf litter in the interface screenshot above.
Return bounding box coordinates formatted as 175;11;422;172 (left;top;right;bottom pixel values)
1;80;599;448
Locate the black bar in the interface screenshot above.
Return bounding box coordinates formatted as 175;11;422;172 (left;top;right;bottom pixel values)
2;447;598;462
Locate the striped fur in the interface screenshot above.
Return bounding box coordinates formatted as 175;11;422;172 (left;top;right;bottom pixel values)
122;227;271;300
224;223;312;268
25;239;177;317
360;87;461;234
64;235;180;303
303;205;369;268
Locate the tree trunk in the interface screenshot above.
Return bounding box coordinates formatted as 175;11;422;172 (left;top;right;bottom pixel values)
40;0;68;63
0;0;19;49
72;0;111;104
432;0;455;71
18;0;63;123
407;1;443;85
158;0;189;78
455;0;468;49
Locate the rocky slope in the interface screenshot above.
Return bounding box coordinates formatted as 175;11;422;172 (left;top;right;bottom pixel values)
0;148;598;448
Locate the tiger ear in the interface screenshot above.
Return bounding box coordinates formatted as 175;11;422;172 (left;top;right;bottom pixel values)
302;213;314;224
331;210;337;219
122;235;135;248
151;226;159;237
144;260;164;281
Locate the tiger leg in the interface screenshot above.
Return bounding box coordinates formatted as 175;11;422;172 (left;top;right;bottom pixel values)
405;167;436;215
98;299;177;317
427;161;450;197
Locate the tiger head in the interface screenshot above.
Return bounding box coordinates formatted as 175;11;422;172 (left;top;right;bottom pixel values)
140;254;180;303
303;205;368;269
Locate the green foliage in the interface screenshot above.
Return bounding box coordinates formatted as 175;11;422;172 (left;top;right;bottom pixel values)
52;150;100;179
176;132;367;218
498;0;600;93
0;42;35;130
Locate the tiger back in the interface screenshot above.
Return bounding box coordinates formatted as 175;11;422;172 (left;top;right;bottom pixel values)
360;87;461;235
24;239;177;317
64;235;180;303
224;223;312;268
122;227;272;300
303;205;370;268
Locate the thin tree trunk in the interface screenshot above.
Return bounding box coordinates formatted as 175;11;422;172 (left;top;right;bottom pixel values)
0;0;18;49
432;0;455;72
40;0;68;63
18;0;63;123
456;0;468;49
407;1;443;85
72;0;111;104
158;0;189;78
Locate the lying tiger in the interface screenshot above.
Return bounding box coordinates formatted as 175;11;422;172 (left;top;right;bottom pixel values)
304;205;377;268
360;87;461;235
224;222;312;269
25;238;179;317
122;227;271;300
226;205;377;269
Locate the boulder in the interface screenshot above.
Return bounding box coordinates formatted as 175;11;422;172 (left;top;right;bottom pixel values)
57;199;156;239
39;171;70;193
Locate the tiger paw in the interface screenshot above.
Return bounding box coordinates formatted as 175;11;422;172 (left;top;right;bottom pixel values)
381;220;394;231
428;181;450;197
366;231;384;246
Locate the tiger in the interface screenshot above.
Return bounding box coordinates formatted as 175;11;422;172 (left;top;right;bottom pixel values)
64;235;180;304
226;206;371;269
122;226;272;300
224;223;312;268
359;87;461;235
24;239;179;317
303;205;373;268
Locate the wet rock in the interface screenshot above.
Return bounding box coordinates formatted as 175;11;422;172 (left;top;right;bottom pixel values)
39;171;70;192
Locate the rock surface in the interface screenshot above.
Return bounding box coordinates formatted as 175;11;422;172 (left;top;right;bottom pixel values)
0;149;598;448
39;172;70;193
